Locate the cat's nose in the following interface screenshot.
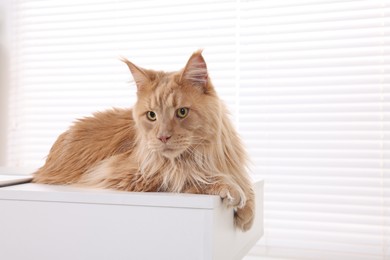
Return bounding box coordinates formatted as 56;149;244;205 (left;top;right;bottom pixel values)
158;135;171;143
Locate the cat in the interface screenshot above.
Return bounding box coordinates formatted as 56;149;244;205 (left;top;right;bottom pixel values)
33;50;255;231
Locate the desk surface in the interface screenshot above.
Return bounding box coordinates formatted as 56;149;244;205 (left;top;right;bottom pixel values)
0;182;221;209
0;178;263;210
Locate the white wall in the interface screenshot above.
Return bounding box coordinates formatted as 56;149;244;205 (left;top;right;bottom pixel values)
0;0;9;166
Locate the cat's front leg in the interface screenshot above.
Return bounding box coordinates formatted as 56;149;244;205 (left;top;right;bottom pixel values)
216;182;255;231
234;190;255;231
199;180;255;231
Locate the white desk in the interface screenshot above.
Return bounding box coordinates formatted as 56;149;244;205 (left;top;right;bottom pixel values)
0;179;263;260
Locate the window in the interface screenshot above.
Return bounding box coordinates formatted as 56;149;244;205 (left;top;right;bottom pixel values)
3;0;389;259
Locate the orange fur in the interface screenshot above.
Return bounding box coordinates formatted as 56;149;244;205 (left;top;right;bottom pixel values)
33;50;255;231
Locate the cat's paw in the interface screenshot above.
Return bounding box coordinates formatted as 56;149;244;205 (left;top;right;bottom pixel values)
234;202;255;232
212;183;255;231
218;184;245;208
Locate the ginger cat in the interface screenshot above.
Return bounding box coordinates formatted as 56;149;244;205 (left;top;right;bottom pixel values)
33;50;255;231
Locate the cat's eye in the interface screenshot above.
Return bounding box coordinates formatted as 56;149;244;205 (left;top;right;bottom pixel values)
146;111;157;121
176;107;189;119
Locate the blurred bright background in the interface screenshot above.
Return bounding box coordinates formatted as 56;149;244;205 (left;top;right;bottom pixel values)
0;0;389;259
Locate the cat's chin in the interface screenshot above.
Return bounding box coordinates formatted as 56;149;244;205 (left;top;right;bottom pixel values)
160;147;185;159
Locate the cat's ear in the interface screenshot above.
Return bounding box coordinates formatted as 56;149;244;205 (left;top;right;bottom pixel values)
180;50;209;92
121;58;150;90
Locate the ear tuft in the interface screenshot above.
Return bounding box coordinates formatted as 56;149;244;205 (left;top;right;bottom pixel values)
180;50;208;89
121;57;150;90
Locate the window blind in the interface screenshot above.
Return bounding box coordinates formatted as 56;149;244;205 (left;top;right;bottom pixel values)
239;0;389;259
5;0;390;259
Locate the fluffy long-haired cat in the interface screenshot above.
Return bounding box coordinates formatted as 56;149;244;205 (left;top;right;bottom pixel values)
33;50;255;231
